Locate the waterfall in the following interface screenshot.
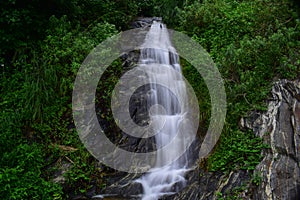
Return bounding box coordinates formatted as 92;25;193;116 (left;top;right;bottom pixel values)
135;21;193;200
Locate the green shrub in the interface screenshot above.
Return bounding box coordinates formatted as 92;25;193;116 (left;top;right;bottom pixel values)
178;0;300;171
0;13;118;198
0;137;63;199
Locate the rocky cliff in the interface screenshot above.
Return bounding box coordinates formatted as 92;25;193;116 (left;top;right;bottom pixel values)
242;79;300;199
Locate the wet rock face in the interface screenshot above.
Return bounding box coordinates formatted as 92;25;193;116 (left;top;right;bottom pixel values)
160;169;251;200
242;79;300;200
131;17;162;28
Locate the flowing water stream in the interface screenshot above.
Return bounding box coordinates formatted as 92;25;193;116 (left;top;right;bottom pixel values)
93;21;196;200
134;21;193;200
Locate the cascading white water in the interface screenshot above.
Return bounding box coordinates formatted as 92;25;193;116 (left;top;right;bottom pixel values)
135;21;192;200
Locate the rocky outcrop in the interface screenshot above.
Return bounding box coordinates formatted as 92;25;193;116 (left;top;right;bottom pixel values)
241;79;300;199
162;168;251;200
99;167;251;200
131;17;162;28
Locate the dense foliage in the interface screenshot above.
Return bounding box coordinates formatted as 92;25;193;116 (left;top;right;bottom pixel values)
178;0;300;171
1;0;299;198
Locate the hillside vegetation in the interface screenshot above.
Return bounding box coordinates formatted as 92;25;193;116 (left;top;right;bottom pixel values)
1;0;299;198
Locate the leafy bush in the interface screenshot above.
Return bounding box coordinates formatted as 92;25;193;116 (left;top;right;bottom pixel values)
208;130;268;171
0;109;62;199
20;16;117;122
0;13;118;198
178;0;300;171
0;143;63;199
